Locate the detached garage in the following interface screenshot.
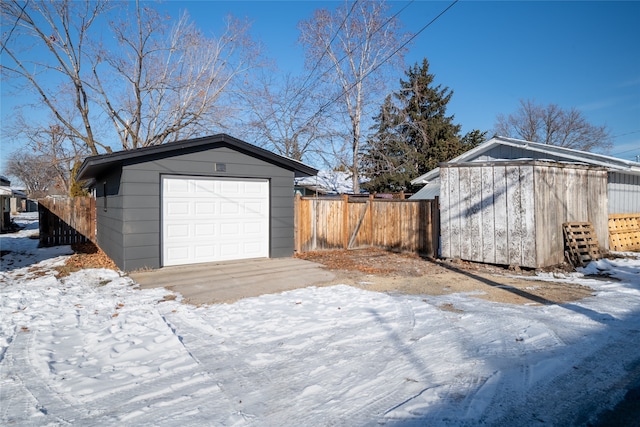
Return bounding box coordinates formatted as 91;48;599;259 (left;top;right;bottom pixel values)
77;134;317;271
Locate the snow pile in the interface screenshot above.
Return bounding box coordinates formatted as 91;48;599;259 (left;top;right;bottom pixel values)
1;213;640;425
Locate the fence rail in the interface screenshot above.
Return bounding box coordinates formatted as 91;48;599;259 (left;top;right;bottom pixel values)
38;197;96;247
609;213;640;252
295;195;439;257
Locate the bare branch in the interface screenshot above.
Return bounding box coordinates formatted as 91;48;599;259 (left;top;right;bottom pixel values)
298;0;411;192
494;99;612;152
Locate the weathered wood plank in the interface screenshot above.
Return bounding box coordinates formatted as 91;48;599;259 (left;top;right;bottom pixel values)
469;166;482;262
459;167;471;260
294;196;439;254
520;165;536;268
506;165;522;265
481;166;495;264
449;167;461;259
38;197;96;247
440;167;451;258
493;166;509;265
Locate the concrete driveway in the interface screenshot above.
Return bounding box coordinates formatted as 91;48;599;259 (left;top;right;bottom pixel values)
129;257;335;305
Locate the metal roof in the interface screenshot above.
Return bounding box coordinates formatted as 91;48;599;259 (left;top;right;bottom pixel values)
410;136;640;185
77;133;318;181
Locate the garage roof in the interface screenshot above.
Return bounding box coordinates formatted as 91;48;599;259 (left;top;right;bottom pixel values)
77;133;318;181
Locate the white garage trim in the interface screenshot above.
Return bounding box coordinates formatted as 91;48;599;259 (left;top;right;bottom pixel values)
162;176;269;266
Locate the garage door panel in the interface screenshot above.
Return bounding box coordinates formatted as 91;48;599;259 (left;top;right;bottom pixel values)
220;223;239;235
194;223;216;236
244;202;265;215
194;201;216;215
166;201;190;215
162;176;269;266
244;182;266;194
220;201;240;215
167;246;190;261
166;224;190;238
243;222;263;234
166;179;190;194
195;180;216;193
194;245;215;258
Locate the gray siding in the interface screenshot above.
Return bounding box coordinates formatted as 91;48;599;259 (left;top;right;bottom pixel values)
109;146;295;271
608;172;640;214
95;169;125;269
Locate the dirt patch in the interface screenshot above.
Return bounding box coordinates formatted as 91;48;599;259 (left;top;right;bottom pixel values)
296;248;594;306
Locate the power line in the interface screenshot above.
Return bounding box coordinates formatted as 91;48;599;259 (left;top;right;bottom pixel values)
611;130;640;156
1;0;31;55
256;0;417;137
297;0;361;96
311;0;459;120
290;0;415;117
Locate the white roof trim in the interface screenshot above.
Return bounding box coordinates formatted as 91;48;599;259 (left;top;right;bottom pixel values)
411;136;640;185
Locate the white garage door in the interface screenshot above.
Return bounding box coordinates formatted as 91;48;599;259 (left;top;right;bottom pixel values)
162;176;269;266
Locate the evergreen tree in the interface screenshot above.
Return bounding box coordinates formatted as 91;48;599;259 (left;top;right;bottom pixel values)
362;59;485;193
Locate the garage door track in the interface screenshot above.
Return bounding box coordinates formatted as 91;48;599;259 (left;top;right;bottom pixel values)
129;257;335;305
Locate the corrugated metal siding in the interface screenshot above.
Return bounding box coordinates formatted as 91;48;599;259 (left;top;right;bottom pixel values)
608;172;640;214
410;181;441;200
482;145;568;162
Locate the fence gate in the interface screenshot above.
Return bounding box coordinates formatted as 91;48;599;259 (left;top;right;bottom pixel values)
294;195;439;257
38;197;96;247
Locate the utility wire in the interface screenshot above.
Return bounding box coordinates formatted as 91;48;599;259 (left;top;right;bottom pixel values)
297;0;415;96
309;0;459;122
611;130;640;156
297;0;360;96
257;0;416;138
1;0;30;54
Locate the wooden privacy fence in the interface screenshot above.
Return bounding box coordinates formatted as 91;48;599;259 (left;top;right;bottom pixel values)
294;194;439;257
38;197;96;246
609;213;640;252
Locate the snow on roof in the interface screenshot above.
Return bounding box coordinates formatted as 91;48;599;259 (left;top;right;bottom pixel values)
295;170;360;194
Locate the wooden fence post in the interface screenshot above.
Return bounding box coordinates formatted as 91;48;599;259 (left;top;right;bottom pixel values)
433;196;440;258
294;193;301;253
369;194;374;247
342;194;349;249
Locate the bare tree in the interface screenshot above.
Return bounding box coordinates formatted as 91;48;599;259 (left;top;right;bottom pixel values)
1;0;259;155
4;118;87;195
1;0;112;155
238;71;328;161
92;5;258;149
5;150;65;198
495;99;612;152
298;0;411;193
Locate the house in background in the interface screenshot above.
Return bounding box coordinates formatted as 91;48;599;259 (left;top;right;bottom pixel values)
410;136;640;214
294;170;357;196
0;176;11;232
76;134;317;271
0;176;30;231
9;189;29;213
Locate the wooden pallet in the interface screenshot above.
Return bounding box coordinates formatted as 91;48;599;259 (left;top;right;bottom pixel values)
563;222;602;267
608;214;640;252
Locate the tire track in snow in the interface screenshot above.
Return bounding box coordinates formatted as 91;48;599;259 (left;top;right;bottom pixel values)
159;296;423;425
487;326;640;426
1;328;86;424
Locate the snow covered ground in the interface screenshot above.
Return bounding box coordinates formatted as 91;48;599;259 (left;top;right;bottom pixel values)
1;212;640;426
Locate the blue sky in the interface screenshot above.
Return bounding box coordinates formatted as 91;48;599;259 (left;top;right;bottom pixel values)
1;0;639;172
166;0;640;160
